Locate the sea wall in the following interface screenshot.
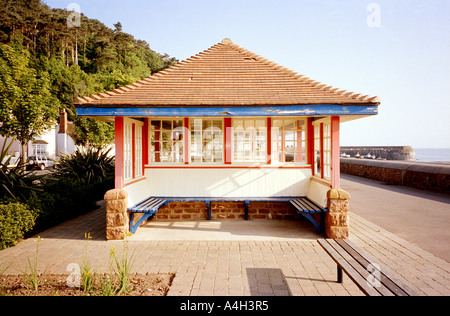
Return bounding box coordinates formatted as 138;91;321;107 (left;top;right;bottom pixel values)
340;146;416;160
340;158;450;194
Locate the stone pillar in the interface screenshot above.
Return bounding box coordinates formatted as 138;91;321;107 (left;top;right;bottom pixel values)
104;189;129;240
326;189;351;239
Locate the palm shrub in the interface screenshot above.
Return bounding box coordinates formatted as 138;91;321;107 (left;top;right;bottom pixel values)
53;146;115;186
0;138;45;202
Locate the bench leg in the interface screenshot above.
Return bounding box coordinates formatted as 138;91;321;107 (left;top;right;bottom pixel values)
337;265;343;283
245;201;249;220
301;213;322;234
206;201;211;220
129;212;154;234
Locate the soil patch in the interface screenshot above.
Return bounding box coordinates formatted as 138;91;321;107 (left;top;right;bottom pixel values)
0;273;174;296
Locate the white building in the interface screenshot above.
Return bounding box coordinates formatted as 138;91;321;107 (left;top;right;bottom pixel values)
0;109;77;163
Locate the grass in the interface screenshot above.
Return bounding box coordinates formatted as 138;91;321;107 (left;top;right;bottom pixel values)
21;236;47;292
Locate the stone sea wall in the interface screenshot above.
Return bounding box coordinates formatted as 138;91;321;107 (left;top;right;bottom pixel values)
341;158;450;194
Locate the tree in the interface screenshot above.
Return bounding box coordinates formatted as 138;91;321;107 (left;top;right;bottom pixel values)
0;38;59;164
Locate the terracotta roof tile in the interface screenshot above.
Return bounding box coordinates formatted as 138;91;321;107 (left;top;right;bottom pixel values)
75;38;380;107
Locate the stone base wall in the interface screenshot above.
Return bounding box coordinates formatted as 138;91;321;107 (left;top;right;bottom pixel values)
153;201;299;221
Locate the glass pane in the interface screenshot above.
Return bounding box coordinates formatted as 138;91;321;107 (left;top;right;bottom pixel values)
162;121;172;130
151;121;161;130
173;120;183;129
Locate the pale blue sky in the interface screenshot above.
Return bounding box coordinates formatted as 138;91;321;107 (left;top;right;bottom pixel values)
44;0;450;149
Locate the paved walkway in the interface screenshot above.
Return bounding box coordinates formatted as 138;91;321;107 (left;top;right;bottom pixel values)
1;195;449;296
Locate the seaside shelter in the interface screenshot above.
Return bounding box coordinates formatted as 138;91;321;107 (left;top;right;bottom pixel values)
75;39;380;239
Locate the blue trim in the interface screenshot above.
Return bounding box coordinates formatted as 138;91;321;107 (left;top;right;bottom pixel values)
76;104;378;117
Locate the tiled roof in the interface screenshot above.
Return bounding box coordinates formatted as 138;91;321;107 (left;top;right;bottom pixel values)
75;38;380;107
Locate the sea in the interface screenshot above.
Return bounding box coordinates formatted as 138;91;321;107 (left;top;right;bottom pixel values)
413;148;450;163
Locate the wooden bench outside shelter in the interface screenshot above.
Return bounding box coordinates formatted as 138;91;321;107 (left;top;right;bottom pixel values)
318;239;417;296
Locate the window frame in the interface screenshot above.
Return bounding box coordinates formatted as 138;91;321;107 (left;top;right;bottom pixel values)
312;118;332;181
189;117;224;164
231;118;267;164
123;118;144;183
149;118;185;165
271;118;308;166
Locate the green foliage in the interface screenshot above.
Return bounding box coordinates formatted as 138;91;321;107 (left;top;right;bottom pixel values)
27;176;110;233
53;146;115;185
0;0;178;146
0;38;59;152
0;138;45;201
0;201;36;249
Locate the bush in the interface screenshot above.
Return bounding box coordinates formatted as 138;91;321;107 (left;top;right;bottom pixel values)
0;202;36;249
27;178;100;233
53;146;115;185
0;138;45;202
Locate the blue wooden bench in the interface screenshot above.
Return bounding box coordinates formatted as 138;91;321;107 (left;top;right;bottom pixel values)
289;197;328;235
128;196;328;235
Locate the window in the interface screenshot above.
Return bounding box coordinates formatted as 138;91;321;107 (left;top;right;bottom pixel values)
150;119;184;163
32;144;48;156
190;119;223;163
135;124;143;177
313;120;331;180
124;122;133;181
124;119;144;182
314;124;321;176
323;122;331;180
272;119;306;164
232;119;266;163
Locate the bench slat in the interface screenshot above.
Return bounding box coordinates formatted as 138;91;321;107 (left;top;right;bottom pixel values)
301;198;323;212
333;240;395;296
329;239;394;296
139;198;158;210
318;239;382;296
142;198;165;211
290;199;311;213
338;240;416;296
294;198;315;213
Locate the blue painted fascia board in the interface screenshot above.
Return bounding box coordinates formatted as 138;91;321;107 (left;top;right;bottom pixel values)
76;104;378;117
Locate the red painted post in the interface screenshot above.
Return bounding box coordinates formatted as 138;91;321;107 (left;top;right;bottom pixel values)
184;117;189;164
143;118;149;167
132;123;136;179
224;117;232;164
320;123;324;179
331;116;340;188
267;117;272;165
115;117;124;189
307;118;314;171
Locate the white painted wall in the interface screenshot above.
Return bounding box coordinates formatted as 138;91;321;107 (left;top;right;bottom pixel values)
125;167;312;207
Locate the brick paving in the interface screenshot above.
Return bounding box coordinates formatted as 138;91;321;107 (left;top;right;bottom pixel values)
0;200;449;296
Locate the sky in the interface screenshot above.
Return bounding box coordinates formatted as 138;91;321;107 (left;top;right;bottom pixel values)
44;0;450;149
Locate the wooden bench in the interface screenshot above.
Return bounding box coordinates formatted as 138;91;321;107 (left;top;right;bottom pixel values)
318;239;417;296
128;198;167;234
128;196;328;235
290;197;328;235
